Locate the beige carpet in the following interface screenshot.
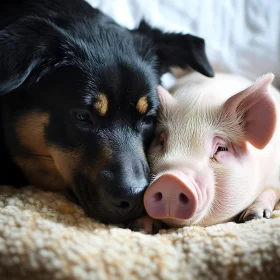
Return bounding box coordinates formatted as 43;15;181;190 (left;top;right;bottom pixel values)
0;185;280;280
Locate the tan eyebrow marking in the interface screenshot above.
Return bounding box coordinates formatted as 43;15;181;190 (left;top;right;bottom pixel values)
136;96;148;115
93;93;108;116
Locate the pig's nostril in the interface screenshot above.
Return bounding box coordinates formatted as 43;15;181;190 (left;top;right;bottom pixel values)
179;193;189;204
153;192;163;202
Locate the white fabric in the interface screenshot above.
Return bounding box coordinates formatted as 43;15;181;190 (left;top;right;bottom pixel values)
85;0;280;88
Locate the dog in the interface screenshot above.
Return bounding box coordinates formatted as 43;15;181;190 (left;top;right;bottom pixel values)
0;0;214;224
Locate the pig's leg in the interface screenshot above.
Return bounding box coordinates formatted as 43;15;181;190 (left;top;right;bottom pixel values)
239;188;280;222
127;215;167;234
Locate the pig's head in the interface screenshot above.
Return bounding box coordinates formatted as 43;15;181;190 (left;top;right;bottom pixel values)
144;73;277;227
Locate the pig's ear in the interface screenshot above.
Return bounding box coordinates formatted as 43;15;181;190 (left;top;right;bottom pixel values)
223;73;276;149
157;86;174;107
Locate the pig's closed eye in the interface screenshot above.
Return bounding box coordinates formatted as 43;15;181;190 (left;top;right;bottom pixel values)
216;146;228;153
212;136;229;159
212;143;232;163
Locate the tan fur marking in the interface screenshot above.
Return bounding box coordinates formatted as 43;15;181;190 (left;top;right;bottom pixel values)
16;112;50;155
49;147;82;185
14;156;66;191
93;93;108;116
136;96;148;115
15;111;82;191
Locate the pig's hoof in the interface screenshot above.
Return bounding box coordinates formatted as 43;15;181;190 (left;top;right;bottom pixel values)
127;218;167;234
126;215;157;234
238;201;272;223
151;220;169;234
127;221;146;232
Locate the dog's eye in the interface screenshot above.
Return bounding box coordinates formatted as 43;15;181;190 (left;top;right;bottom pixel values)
74;111;91;122
141;115;154;126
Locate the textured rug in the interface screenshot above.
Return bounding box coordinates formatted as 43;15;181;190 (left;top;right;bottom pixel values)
0;185;280;280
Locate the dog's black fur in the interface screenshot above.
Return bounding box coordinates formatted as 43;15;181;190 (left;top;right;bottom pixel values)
0;0;214;224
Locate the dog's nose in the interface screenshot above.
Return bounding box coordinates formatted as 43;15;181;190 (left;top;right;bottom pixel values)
99;169;148;222
108;182;147;214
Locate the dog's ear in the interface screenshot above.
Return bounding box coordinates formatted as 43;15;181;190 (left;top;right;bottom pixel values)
133;20;214;77
0;17;69;95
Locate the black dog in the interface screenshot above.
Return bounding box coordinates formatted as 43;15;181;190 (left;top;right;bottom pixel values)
0;0;214;224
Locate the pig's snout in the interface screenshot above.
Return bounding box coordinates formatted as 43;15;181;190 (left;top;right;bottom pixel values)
144;173;197;220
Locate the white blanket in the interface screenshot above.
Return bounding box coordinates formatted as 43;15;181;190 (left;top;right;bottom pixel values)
1;186;280;279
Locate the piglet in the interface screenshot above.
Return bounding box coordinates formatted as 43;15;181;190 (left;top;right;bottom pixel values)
142;72;280;231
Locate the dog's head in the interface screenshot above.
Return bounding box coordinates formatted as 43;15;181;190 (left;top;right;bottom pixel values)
0;15;214;224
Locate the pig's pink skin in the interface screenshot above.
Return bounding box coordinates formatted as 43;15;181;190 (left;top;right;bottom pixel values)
145;73;280;227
